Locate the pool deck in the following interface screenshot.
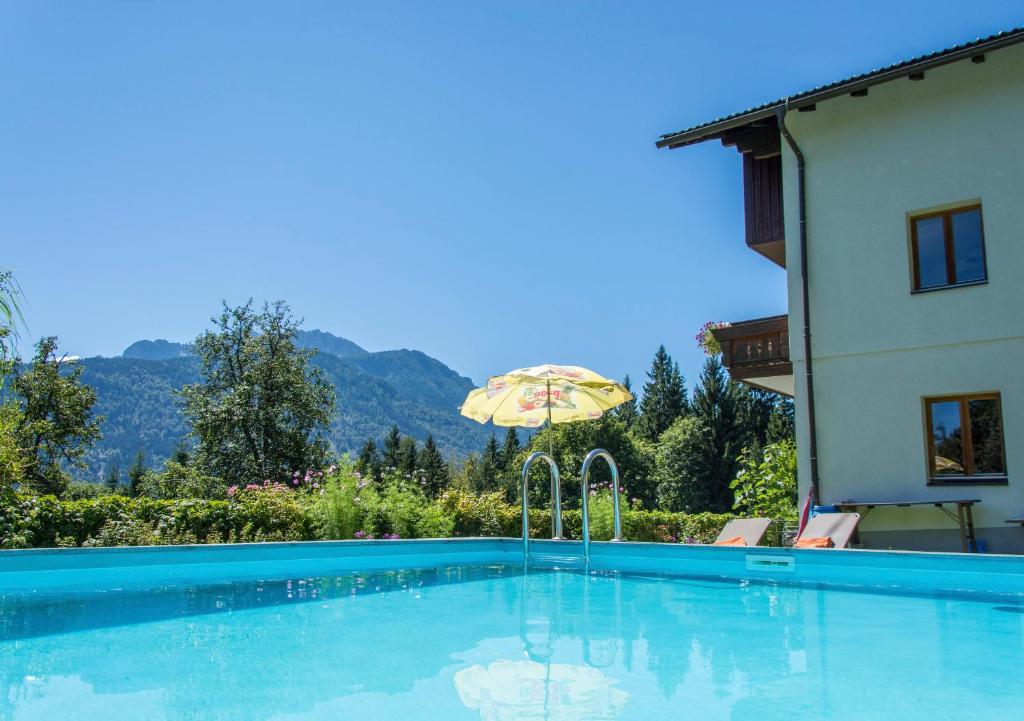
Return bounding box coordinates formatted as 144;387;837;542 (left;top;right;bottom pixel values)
1;537;1023;597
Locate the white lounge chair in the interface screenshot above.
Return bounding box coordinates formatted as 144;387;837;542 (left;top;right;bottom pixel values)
713;518;773;547
795;512;861;549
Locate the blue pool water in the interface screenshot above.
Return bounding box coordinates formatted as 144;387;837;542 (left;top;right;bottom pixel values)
1;542;1023;720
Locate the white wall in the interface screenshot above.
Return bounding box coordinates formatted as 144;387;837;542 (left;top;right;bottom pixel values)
781;43;1024;550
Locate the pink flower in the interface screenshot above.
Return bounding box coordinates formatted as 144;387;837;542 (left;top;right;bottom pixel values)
354;531;366;538
227;486;238;497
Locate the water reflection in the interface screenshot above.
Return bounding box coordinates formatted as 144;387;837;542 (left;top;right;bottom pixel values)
455;661;627;721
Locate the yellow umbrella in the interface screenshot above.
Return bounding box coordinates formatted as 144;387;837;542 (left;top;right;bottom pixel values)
460;364;633;428
461;364;632;541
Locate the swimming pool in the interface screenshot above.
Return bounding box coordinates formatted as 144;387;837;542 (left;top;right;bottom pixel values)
1;539;1022;720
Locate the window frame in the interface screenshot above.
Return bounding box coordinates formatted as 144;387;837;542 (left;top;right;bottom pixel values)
909;203;988;293
923;392;1007;485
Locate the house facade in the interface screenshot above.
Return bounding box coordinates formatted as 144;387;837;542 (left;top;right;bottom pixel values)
659;29;1024;552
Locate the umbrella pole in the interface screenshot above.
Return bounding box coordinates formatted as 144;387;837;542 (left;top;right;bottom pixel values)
547;378;563;539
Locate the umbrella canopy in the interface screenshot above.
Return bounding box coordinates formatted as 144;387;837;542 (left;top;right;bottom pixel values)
460;364;632;428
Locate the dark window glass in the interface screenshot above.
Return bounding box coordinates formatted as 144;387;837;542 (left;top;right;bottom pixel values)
951;208;985;283
969;399;1005;474
911;205;987;290
926;395;1006;480
915;216;948;288
930;400;963;475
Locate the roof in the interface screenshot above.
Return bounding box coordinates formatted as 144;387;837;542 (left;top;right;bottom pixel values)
657;27;1024;150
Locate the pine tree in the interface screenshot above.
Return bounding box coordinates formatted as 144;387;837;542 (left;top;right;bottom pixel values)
615;374;639;429
475;434;500;492
171;441;190;466
417;434;448;497
689;354;744;512
127;450;147;497
498;427;520;472
638;345;687;441
397;435;418;476
356;438;380;478
767;396;796;443
382;424;402;471
736;386;777;450
105;460;121;493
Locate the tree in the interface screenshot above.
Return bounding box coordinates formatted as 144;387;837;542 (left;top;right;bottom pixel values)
614;375;639;429
382;424;402;471
12;337;103;495
470;434;500;493
105;460;121;493
417;434;448;497
180;300;336;486
654;416;712;512
397;435;418;476
137;459;226;500
128;449;147;497
0;274;23;492
737;387;778;451
498;427;520;472
767;396;795;444
638;346;687;441
356;438;380;478
170;440;191;466
0;270;25;363
687;354;745;512
0;403;24;492
516;415;656;509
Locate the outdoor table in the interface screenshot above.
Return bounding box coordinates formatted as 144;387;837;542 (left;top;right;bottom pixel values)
833;499;981;553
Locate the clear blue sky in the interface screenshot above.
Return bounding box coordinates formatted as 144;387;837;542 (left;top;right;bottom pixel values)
2;2;1020;388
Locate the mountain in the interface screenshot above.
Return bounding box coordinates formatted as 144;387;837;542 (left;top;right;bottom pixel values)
119;330;366;361
122;339;191;360
295;329;367;359
73;331;493;479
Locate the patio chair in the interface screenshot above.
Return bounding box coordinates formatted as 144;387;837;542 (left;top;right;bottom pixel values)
712;518;773;547
794;512;861;549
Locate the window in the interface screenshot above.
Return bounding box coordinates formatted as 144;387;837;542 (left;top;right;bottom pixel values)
925;394;1006;482
910;204;987;291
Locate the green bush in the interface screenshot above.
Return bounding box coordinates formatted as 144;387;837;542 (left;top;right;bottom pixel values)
315;464;366;539
137;460;227;500
730;439;798;519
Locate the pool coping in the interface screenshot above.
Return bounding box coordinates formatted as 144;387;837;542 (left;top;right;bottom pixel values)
1;538;1022;597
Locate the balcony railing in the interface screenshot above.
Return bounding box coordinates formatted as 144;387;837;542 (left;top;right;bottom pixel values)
711;315;792;387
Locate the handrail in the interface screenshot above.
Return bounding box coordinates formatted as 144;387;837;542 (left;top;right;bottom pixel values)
580;448;623;564
520;451;563;561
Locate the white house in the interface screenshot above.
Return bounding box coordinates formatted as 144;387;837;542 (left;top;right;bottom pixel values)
659;28;1024;553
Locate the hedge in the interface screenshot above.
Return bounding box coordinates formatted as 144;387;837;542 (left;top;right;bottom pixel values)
0;488;770;550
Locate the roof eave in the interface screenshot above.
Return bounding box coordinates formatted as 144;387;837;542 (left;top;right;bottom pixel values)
656;28;1024;150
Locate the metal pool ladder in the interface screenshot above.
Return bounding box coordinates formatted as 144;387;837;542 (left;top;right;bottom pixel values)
520;448;623;565
520;451;564;562
580;448;624;564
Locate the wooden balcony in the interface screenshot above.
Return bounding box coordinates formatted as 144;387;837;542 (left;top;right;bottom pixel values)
711;315;793;395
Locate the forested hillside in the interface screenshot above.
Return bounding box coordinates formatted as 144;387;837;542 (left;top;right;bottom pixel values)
75;332;492;478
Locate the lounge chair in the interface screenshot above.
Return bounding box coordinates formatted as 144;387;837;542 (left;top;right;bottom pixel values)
794;512;861;549
713;518;773;547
